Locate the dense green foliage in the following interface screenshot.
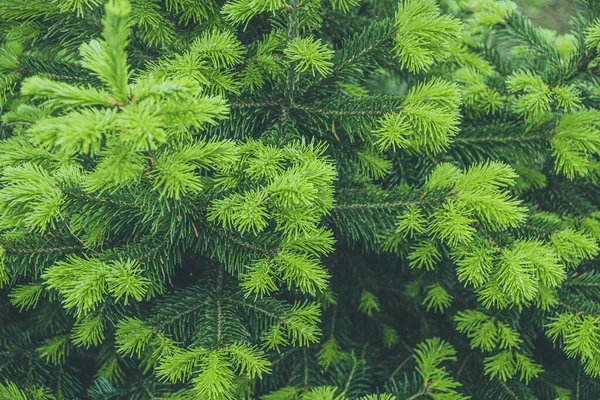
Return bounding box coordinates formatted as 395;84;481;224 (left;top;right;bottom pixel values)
1;0;600;398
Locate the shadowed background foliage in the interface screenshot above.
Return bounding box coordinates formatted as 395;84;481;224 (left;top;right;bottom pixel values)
520;0;576;32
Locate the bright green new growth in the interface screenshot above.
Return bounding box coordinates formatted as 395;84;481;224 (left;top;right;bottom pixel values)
394;0;461;72
551;111;600;179
412;338;468;400
285;36;334;77
375;78;462;154
0;1;336;396
585;18;600;51
455;310;541;383
423;283;453;313
2;0;600;398
547;312;600;377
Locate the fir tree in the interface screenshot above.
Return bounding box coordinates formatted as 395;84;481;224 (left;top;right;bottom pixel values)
1;0;600;399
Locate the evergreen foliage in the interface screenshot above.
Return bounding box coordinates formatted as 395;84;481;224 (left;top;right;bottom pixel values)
1;0;600;399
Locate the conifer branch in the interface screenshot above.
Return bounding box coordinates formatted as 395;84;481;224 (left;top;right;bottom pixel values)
496;377;519;400
503;12;561;62
387;354;413;382
279;0;300;137
301;18;396;95
333;200;418;211
2;245;84;255
291;104;395;117
229;101;278;109
1;0;599;397
340;353;360;397
453;134;547;144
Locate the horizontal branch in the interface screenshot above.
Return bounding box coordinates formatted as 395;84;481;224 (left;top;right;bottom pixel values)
453;134;547;144
3;244;84;255
230;299;283;321
333;200;417;211
291;103;395;117
203;222;276;256
63;189;142;210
